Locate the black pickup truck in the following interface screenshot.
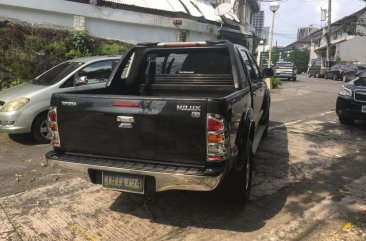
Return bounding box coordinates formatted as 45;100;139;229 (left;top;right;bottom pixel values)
46;41;272;202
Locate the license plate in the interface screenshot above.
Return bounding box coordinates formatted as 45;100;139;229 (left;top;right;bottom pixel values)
102;172;144;194
362;106;366;113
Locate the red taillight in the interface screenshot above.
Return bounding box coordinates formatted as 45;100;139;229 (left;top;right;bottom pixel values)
208;118;223;132
113;101;140;107
48;106;60;147
48;111;57;122
207;114;229;162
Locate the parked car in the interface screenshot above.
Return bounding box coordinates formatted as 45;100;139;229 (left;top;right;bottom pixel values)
46;40;273;203
0;55;121;143
336;70;366;124
308;59;336;78
325;64;361;82
274;61;297;81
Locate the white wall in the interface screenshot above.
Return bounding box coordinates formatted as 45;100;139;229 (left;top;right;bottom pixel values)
0;0;218;43
336;36;366;63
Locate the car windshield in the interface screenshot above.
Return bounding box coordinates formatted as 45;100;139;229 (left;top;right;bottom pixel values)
33;62;83;86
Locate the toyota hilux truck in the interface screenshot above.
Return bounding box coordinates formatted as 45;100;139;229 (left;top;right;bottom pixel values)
46;41;272;203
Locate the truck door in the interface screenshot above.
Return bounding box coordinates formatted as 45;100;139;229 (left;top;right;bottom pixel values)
238;49;264;124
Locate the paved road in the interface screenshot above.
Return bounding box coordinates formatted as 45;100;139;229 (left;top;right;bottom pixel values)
0;75;365;241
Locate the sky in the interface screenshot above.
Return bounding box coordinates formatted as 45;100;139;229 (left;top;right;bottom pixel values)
261;0;366;46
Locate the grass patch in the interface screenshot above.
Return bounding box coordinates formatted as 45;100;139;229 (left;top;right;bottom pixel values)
272;78;283;89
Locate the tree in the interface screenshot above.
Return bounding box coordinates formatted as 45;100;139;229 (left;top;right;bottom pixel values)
288;48;310;74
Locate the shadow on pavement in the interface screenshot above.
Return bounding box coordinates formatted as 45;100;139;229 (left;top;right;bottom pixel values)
110;121;290;233
8;133;46;145
282;118;366;238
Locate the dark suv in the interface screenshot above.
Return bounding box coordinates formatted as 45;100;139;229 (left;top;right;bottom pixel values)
336;71;366;124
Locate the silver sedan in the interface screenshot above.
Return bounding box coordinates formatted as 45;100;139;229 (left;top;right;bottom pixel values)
0;55;121;143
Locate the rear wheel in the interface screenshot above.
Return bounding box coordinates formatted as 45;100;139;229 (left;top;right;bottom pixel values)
32;113;50;143
292;76;296;81
339;116;355;125
228;138;254;204
262;107;270;139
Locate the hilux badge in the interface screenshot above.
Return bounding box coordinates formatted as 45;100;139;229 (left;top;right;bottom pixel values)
176;105;201;112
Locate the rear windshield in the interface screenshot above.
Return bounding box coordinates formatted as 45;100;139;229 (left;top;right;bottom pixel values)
276;62;293;67
142;47;233;85
33;62;82;86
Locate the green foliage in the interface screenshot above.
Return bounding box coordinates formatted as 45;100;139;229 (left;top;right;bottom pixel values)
65;49;85;59
0;21;127;90
289;48;310;74
46;40;67;60
97;43;127;55
341;16;366;37
0;78;23;91
272;78;283;89
24;35;43;52
68;31;95;56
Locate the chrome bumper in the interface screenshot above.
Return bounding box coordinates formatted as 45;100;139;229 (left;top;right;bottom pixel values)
46;152;224;192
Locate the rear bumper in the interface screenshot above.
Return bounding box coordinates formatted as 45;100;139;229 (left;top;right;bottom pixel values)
46;151;224;192
274;73;295;79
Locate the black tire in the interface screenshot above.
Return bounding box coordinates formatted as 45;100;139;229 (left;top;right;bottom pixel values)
262;107;270;139
308;72;312;78
324;74;328;79
227;138;254;204
339;116;355;125
32;113;50;143
292;76;296;81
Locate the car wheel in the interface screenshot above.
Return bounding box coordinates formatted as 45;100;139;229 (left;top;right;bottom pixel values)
262;107;270;139
339;116;355;125
324;74;328;79
308;73;312;78
292;76;297;81
32;113;50;143
234;138;253;204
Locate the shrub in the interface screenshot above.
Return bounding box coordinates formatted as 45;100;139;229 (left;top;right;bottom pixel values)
97;43;127;55
24;35;43;52
272;78;283;89
46;40;67;60
68;30;95;55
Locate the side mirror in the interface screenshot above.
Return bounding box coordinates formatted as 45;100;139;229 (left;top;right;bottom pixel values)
262;68;274;78
74;76;88;86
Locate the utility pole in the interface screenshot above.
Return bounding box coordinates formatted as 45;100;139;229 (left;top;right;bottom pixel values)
326;0;332;61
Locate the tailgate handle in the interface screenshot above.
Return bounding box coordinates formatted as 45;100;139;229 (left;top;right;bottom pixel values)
117;116;135;123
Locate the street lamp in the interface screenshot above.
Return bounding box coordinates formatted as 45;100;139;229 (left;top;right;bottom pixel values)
268;2;280;68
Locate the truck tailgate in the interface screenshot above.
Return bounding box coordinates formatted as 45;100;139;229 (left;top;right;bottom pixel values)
56;95;207;165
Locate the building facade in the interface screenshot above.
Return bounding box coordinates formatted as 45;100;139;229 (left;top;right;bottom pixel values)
252;10;264;38
297;26;318;41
